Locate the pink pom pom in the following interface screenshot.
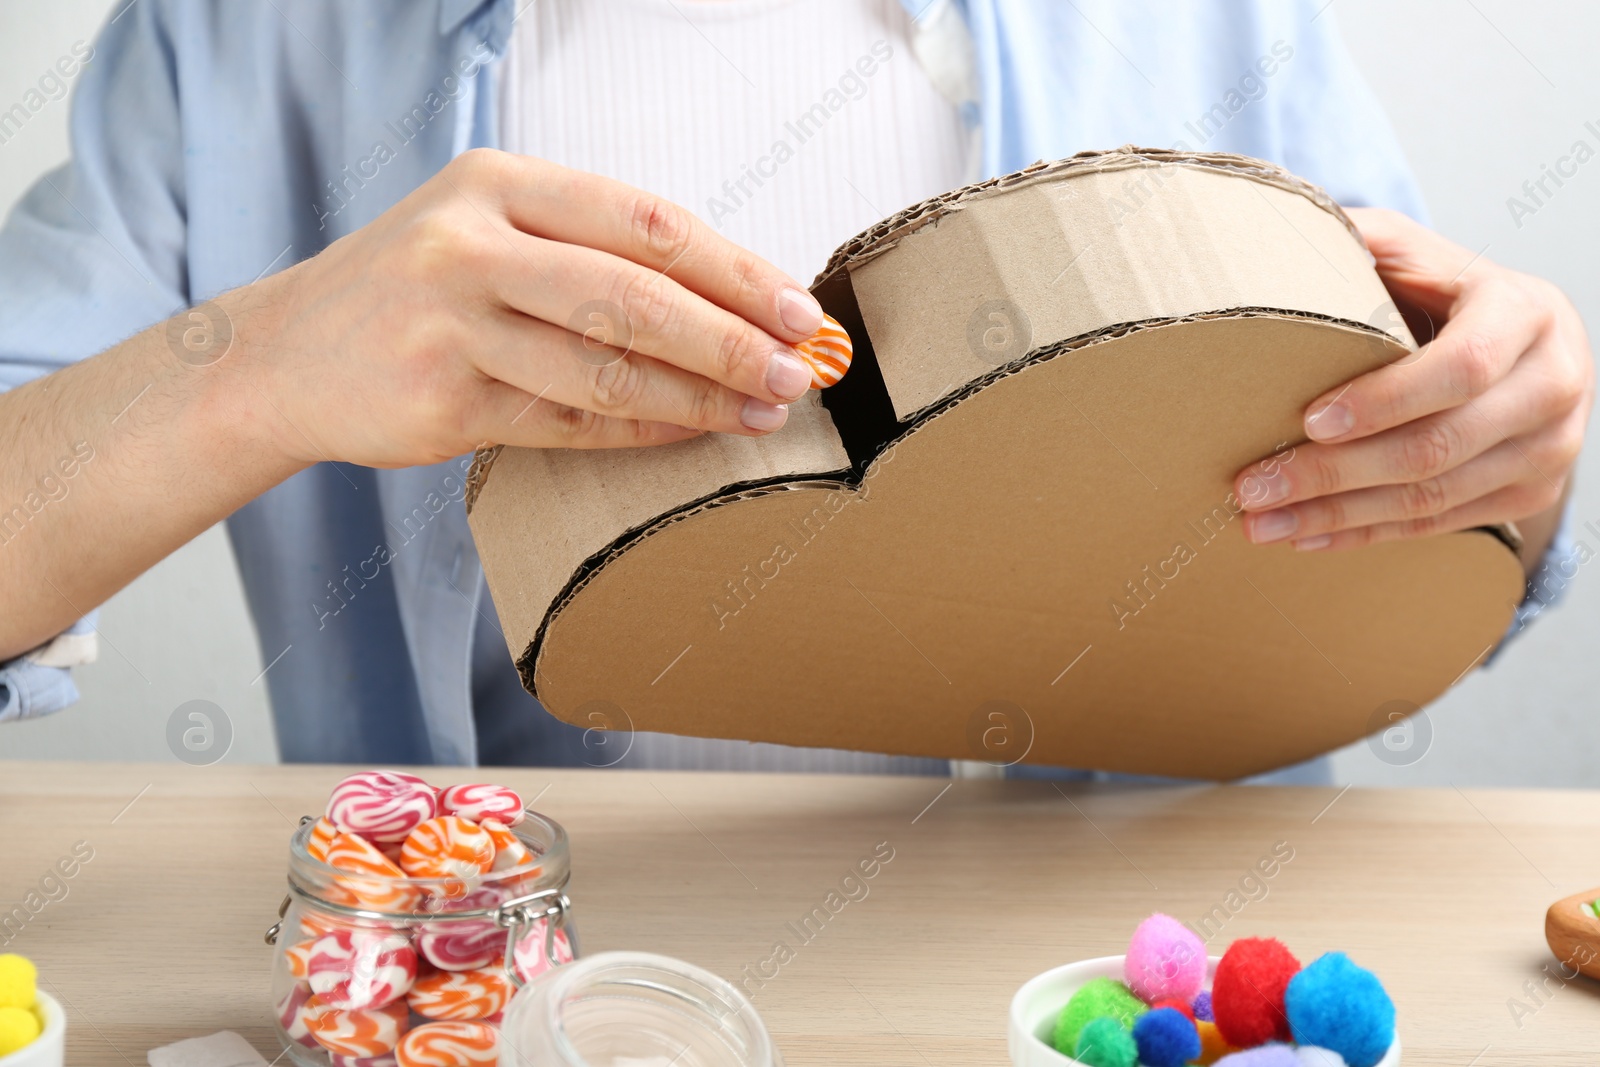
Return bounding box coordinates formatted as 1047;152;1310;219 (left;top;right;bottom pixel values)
1125;913;1207;1003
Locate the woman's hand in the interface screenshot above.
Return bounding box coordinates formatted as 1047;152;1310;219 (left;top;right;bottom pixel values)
1234;207;1592;564
245;149;826;468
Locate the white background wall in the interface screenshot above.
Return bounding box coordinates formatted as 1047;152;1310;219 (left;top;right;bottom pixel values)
1;1;1597;781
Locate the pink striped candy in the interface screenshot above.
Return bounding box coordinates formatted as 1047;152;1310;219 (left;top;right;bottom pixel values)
437;784;525;826
416;887;505;972
511;919;575;983
327;771;439;844
303;929;417;1010
277;982;320;1048
331;1056;398;1067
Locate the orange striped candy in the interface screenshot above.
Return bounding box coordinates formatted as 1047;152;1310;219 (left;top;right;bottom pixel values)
401;816;495;886
795;314;852;388
327;831;422;913
306;995;410;1058
307;817;340;862
406;965;510;1021
479;817;534;873
394;1022;498;1067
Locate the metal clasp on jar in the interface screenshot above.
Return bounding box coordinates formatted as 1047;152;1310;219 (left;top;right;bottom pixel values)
492;887;574;988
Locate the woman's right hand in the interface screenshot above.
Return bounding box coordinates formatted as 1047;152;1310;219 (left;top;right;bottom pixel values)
237;148;826;468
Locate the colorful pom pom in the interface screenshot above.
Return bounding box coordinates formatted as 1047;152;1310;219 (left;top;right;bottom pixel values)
1284;953;1394;1067
1132;1006;1201;1067
1192;989;1214;1022
1213;937;1300;1048
1052;977;1147;1054
1075;1016;1138;1067
0;1006;40;1058
0;955;36;1011
1126;913;1207;1003
1194;1020;1236;1065
1151;996;1195;1021
1214;1046;1300;1067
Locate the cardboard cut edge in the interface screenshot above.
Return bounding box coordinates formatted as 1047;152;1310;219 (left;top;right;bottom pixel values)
512;307;1522;701
810;145;1364;287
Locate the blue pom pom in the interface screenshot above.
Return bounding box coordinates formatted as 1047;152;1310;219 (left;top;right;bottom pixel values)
1284;953;1395;1067
1132;1006;1200;1067
1192;990;1214;1022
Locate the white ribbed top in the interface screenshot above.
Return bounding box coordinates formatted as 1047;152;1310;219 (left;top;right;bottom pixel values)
501;0;968;284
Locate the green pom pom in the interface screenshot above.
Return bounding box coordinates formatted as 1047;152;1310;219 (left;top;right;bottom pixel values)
1074;1016;1138;1067
1052;977;1147;1054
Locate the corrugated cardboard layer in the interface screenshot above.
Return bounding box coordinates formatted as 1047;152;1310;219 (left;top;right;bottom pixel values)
531;315;1522;779
469;390;848;663
843;162;1399;419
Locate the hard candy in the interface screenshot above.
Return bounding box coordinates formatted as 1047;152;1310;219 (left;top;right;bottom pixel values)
394;1022;499;1067
438;784;525;826
330;1056;399;1067
511;919;575;982
302;929;417;1011
306;996;410;1058
276;982;320;1048
479;817;534;873
416;888;506;972
401;816;495;888
795;314;853;388
327;832;422;913
327;771;439;844
307;817;340;863
406;966;511;1021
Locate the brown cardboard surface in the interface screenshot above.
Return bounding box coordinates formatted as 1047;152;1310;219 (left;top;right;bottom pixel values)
466;148;1525;779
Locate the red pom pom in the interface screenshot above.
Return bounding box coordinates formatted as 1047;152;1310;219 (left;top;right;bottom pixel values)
1212;937;1300;1047
1151;997;1195;1021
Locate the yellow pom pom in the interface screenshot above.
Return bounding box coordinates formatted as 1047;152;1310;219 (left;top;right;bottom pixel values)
0;955;35;1010
0;1005;40;1056
1192;1019;1235;1065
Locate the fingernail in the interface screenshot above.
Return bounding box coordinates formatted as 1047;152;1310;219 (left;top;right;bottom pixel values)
741;399;789;432
1240;470;1291;508
778;287;823;336
1306;401;1354;441
765;350;812;400
1250;509;1299;544
1294;534;1333;551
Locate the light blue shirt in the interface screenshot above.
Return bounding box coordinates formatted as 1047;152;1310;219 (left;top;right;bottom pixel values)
0;0;1573;768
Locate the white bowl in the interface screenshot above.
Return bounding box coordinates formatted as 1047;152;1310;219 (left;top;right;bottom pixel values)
0;992;64;1067
1008;955;1400;1066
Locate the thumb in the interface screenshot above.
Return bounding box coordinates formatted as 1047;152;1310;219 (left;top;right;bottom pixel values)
1346;207;1485;321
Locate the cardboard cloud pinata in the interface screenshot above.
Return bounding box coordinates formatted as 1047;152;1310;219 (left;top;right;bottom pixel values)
465;147;1523;779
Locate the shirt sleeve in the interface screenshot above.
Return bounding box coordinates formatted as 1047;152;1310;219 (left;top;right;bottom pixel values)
1269;3;1430;222
0;2;190;722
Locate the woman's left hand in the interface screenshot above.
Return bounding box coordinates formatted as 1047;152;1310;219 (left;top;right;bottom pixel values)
1234;207;1593;562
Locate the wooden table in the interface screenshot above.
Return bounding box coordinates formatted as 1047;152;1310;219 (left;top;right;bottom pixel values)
2;763;1597;1065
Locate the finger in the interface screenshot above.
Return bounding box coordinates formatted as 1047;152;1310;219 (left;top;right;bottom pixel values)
487;154;826;342
1302;283;1541;444
1287;481;1555;553
472;310;791;435
1241;435;1536;545
498;234;813;405
467;378;707;451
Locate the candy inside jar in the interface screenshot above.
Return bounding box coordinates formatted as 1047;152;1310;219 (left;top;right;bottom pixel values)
268;773;577;1067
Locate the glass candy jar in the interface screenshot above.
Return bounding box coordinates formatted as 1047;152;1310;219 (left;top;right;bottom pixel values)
501;952;783;1067
266;810;577;1067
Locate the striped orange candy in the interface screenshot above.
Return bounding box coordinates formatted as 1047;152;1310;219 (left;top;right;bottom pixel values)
307;817;340;862
479;817;535;874
326;831;422;913
795;314;852;388
306;995;410;1058
401;816;495;891
406;965;510;1021
394;1022;499;1067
